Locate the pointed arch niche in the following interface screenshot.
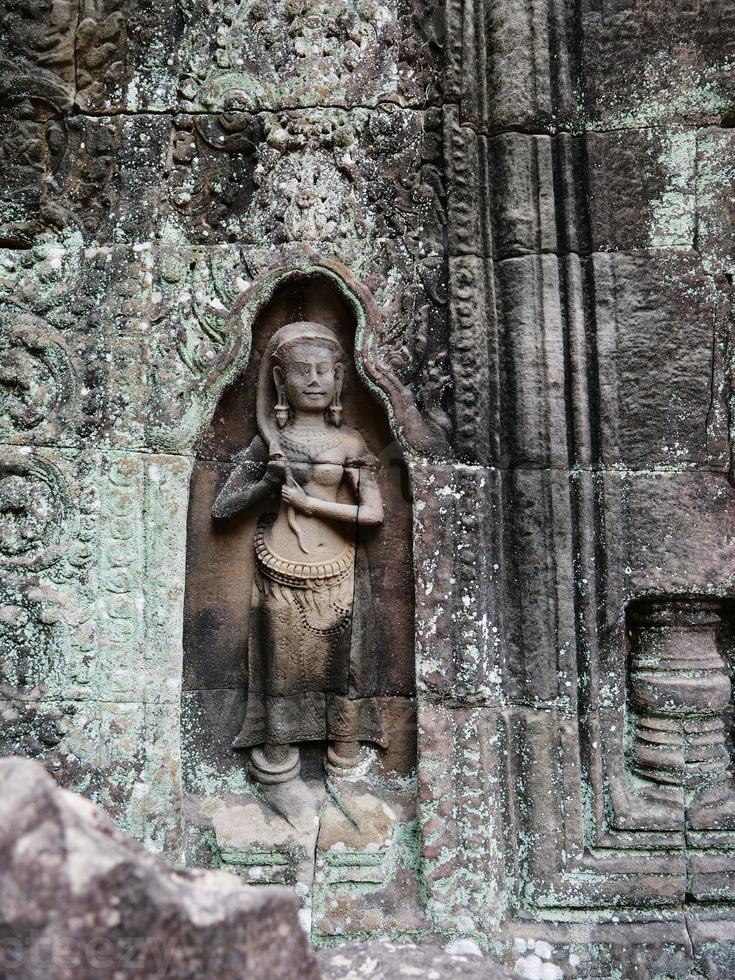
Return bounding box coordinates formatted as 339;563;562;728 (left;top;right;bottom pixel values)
181;265;416;829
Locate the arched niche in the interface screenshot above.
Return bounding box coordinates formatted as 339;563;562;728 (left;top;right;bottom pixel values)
181;268;416;799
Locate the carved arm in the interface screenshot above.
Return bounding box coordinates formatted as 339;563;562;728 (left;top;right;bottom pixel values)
212;476;272;519
352;465;384;526
212;450;281;520
281;465;384;526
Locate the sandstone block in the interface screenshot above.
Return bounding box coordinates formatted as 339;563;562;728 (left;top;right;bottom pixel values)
0;757;319;980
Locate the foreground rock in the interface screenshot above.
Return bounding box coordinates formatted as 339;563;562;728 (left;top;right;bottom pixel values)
0;758;320;980
318;940;517;979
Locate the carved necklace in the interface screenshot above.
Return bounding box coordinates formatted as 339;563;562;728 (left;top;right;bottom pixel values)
280;428;342;458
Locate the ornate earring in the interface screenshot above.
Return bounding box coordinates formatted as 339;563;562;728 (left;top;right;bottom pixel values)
275;387;289;429
328;390;343;427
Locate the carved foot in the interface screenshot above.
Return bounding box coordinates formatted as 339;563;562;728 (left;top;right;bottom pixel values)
250;743;300;785
688;781;735;831
213;786;320;893
262;777;321;836
319;779;397;857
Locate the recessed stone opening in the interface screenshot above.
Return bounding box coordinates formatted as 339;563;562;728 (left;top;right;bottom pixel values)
181;269;417;870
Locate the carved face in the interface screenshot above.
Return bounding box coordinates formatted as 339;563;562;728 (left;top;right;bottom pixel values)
275;341;342;413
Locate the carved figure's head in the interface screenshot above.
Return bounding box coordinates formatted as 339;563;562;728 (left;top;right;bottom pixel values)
257;322;344;444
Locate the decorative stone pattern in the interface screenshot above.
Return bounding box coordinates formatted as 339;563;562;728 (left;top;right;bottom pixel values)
0;305;77;441
2;0;735;975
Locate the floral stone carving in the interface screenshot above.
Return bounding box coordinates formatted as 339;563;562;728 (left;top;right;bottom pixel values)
0;307;77;441
0;452;70;571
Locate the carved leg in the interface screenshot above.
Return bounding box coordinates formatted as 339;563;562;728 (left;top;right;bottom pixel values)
250;743;300;784
326;740;362;774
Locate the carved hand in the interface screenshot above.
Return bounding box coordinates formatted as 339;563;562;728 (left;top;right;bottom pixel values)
281;483;313;515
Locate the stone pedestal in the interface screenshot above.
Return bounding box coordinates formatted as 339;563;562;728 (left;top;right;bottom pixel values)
212;781;323;898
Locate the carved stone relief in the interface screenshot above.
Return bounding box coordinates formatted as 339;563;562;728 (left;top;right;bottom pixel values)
211;319;387;781
0;307;77;442
0;99;69;246
181;269;420;911
0;452;70;571
177;0;435;114
3;0;735;972
627;598;735;831
0;583;63;695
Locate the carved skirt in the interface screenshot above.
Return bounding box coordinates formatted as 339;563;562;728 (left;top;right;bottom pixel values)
232;516;386;749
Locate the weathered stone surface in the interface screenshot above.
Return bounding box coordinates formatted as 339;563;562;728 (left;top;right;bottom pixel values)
417;704;507;932
586;127;696;251
696;127;735;276
478;0;581;133
580;0;735;128
494;254;568;468
4;0;735;970
486;134;563;258
689;914;735;978
163;107;444;249
610;471;735;592
0;0;438;119
311;782;424;939
504;921;695;979
3;108;444;251
0;757;320;979
411;463;504;702
318;940;517;979
0;447;189;706
593;250;730;469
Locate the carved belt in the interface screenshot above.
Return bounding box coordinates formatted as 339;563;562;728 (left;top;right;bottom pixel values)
254;518;354;589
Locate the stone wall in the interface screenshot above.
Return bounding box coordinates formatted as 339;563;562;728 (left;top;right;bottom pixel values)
2;0;735;975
